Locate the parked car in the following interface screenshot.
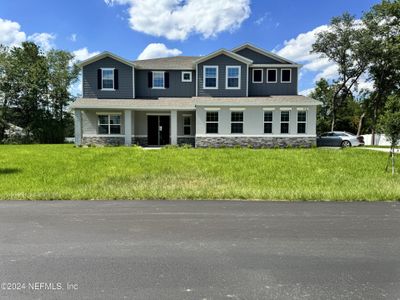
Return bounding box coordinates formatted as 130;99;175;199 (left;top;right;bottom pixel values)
317;131;365;147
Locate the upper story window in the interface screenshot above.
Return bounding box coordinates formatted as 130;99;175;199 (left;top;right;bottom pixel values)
280;111;290;134
297;111;307;134
231;111;244;133
281;69;292;83
102;68;114;90
183;115;191;135
203;66;218;89
152;71;165;89
252;69;263;83
182;71;192;82
98;114;121;135
267;69;277;83
264;111;273;134
206;111;219;133
226;66;241;89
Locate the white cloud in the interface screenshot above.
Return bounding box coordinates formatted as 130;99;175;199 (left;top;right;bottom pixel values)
105;0;251;40
137;43;182;60
0;18;26;47
70;33;77;42
72;47;100;62
299;88;314;96
28;33;56;52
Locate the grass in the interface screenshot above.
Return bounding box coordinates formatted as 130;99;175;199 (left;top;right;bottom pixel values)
0;144;399;201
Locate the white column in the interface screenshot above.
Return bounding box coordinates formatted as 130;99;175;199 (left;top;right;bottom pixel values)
124;110;132;146
74;109;82;146
171;110;178;145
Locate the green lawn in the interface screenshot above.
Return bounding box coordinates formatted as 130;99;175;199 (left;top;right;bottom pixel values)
0;144;399;200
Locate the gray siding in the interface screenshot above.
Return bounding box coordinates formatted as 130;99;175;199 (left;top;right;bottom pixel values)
82;57;133;99
235;48;284;64
197;54;247;97
249;67;298;96
135;70;195;98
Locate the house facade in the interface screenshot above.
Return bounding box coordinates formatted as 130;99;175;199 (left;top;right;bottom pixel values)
72;44;321;148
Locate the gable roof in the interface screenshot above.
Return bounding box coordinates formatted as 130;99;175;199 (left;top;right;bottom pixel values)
77;51;135;68
232;43;297;65
194;49;253;65
133;56;199;70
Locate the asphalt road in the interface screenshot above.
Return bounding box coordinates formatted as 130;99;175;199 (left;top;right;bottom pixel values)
0;201;399;300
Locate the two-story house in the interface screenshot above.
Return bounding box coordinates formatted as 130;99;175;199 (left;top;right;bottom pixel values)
72;43;321;147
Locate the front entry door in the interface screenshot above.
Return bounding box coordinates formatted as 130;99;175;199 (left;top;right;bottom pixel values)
147;115;170;146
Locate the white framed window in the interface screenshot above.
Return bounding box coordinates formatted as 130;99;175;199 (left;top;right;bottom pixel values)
203;66;218;89
226;66;241;89
281;69;292;83
264;111;273;134
231;111;244;133
183;115;191;135
101;68;114;90
98;114;121;134
280;111;290;134
152;71;165;89
181;71;192;82
297;111;307;134
266;69;277;83
252;69;263;83
206;111;219;133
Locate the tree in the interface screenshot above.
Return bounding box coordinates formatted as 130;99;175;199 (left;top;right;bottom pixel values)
362;0;400;144
312;13;370;131
379;95;400;175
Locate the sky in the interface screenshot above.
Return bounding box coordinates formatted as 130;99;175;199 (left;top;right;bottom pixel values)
0;0;380;95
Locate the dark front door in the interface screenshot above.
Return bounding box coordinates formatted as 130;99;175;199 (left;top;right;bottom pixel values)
147;115;170;146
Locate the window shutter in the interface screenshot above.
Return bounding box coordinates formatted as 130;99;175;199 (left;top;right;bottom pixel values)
148;72;153;88
97;69;102;89
165;72;169;88
114;69;119;89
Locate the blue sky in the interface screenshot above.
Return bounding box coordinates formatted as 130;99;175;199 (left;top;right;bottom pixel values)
0;0;380;94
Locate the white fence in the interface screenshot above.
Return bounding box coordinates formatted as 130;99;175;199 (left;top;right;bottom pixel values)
361;134;396;146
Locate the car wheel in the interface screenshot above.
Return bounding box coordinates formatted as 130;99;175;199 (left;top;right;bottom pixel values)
341;140;351;148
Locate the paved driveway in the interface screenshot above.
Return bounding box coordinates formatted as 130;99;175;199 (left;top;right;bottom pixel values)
0;201;399;300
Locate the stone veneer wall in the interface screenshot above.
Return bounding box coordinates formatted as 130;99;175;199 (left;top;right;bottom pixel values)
133;137;148;147
195;136;316;148
82;136;124;146
177;137;195;147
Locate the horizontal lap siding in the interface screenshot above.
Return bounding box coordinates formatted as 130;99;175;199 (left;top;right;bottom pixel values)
197;54;247;97
235;48;285;64
249;67;298;96
83;57;133;99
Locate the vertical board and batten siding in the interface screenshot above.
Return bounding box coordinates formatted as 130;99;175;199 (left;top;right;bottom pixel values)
234;48;285;64
197;54;247;97
248;67;298;96
82;57;133;99
135;70;195;98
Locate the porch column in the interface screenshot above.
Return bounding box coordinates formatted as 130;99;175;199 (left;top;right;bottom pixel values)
124;110;132;146
74;109;82;146
171;110;178;145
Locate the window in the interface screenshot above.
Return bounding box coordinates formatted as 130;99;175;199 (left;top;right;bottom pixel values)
280;111;290;134
297;111;307;134
252;69;263;83
264;111;273;134
231;111;244;134
152;71;165;89
281;69;291;83
203;66;218;89
183;115;191;135
98;114;121;134
267;69;277;83
182;71;192;82
102;68;114;90
206;111;219;133
226;66;241;89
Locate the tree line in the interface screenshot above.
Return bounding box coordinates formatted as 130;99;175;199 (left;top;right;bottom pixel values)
309;0;400;146
0;42;79;143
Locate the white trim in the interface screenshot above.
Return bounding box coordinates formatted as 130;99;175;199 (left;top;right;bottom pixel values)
281;69;292;83
195;49;253;65
263;107;275;111
205;110;219;134
266;69;277;83
252;64;302;68
178;135;195;138
132;66;135;98
263;110;273;134
83;134;124;138
78;51;135;68
279;107;292;111
97;113;122;135
225;66;241;90
246;65;249;96
181;71;192;82
203;65;218;89
296;107;309;111
252;69;263;83
182;115;192;136
95;112;122;115
280;110;290;134
196;134;315;138
146;112;171;116
297;110;307;134
229;107;246;111
195;64;198;96
101;68;115;90
231;43;298;65
152;71;165;89
204;107;221;111
230;110;244;134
